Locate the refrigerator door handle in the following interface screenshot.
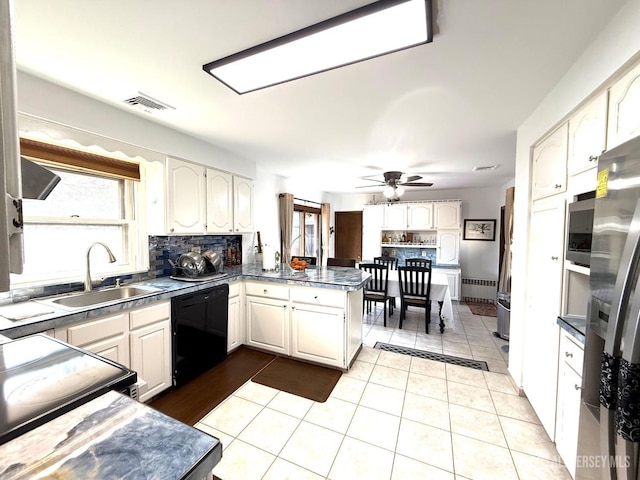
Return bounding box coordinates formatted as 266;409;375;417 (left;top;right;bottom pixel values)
599;198;640;479
605;198;640;357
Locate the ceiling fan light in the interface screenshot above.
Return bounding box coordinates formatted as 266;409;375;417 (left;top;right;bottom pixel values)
383;186;396;198
395;185;405;196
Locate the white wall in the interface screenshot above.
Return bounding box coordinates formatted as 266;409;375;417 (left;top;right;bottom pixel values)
16;71;255;178
328;186;509;280
510;0;640;386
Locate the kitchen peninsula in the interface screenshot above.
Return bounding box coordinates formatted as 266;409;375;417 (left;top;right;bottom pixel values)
0;264;369;370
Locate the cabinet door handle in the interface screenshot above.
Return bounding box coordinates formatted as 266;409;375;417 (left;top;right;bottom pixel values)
314;295;318;300
565;351;573;358
291;306;296;310
574;384;582;390
554;184;562;189
263;289;267;294
589;155;598;162
283;305;287;309
551;256;559;261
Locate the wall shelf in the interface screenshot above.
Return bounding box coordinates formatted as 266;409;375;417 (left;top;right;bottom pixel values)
381;243;437;248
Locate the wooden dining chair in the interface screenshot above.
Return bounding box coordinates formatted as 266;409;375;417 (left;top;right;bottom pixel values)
398;265;432;333
374;256;398;309
359;263;393;326
374;256;398;270
405;258;432;268
327;257;356;267
293;256;317;265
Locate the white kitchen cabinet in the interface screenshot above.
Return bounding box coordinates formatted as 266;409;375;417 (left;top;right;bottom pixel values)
291;302;345;368
130;318;171;403
433;267;461;301
555;331;584;479
436;229;460;265
154;157;254;235
523;197;565;439
166;157;207;234
56;301;173;403
242;281;363;368
568;92;607;175
206;169;233;233
363;204;385;230
608;62;640;150
129;301;172;403
407;203;433;229
245;283;290;355
434;201;461;229
62;312;130;367
233;175;254;232
227;281;243;352
532;123;568;201
384;203;408;229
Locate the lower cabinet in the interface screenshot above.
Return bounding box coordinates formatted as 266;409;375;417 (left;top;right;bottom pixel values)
291;301;345;368
63;312;130;366
246;295;290;355
244;281;363;368
227;281;244;352
555;331;584;478
55;300;172;403
433;268;461;301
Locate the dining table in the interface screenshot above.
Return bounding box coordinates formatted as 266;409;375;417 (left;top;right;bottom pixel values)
386;270;453;333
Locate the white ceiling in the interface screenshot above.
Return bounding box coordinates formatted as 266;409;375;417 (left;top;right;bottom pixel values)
13;0;627;194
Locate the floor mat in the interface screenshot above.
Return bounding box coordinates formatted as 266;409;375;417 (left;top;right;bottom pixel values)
251;356;342;403
466;301;497;317
374;342;489;371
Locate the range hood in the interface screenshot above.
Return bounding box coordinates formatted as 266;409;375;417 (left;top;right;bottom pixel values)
20;156;60;200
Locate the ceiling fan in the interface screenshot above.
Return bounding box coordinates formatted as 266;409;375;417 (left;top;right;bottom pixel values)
358;171;433;201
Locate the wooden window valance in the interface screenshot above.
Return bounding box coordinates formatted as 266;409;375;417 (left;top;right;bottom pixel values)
20;137;141;181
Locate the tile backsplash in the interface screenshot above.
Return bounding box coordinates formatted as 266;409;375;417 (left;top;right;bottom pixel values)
380;247;437;265
148;234;242;278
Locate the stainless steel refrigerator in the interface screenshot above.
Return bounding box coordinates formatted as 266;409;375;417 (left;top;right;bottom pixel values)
576;134;640;479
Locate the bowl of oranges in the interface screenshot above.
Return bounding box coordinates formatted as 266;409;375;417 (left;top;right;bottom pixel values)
290;257;308;272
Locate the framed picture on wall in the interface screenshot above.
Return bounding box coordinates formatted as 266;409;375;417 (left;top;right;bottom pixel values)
463;219;496;241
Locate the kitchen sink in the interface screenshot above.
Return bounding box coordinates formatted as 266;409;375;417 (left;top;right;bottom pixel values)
38;286;160;310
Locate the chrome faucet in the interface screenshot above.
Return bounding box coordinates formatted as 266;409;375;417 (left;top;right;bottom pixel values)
85;242;116;291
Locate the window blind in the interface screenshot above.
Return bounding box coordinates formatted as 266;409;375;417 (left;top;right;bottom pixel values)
20;137;140;181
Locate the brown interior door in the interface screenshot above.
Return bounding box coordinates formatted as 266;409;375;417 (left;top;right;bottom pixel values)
334;211;363;262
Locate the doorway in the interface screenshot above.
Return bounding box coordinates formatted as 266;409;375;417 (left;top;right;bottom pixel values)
334;211;363;262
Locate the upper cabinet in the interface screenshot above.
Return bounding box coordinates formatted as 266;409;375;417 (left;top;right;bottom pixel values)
384;203;408;229
434;201;461;229
233;176;254;232
157;157;254;235
608;62;640;150
206;169;233;233
568;92;607;175
382;201;455;230
166;157;207;234
532;123;568;201
407;203;433;229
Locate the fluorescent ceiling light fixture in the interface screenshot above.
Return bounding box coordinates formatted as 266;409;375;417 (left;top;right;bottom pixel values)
203;0;433;94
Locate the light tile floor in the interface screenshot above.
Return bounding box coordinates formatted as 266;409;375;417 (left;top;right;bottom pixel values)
198;302;572;480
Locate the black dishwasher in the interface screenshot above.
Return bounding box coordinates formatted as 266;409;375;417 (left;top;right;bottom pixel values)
171;284;229;386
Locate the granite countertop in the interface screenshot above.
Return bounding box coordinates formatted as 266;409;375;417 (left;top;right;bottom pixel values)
0;264;371;338
0;390;221;480
557;315;587;344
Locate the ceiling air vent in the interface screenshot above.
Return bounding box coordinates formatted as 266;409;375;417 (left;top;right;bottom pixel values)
472;165;499;171
123;92;175;114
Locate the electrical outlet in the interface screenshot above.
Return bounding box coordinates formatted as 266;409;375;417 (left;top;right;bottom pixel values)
191;246;202;254
391;249;396;255
421;250;427;257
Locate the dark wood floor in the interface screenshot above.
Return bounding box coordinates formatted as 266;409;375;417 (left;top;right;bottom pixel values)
150;346;275;426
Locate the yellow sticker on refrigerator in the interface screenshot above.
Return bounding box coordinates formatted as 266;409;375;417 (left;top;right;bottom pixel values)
596;169;609;198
